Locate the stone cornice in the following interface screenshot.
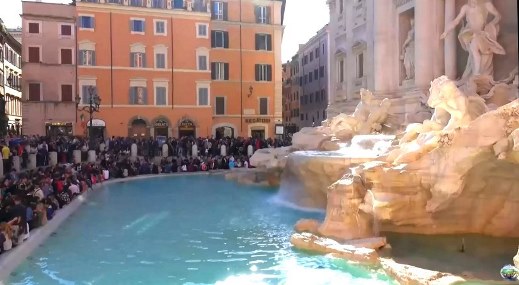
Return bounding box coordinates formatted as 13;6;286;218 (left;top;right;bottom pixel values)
393;0;412;8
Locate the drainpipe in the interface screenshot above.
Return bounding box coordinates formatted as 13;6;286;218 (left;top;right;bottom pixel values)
239;0;243;135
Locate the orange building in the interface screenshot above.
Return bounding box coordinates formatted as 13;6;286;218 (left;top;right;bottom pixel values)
76;0;285;140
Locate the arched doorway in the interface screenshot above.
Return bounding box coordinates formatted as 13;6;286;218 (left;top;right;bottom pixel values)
129;118;149;138
215;126;235;139
153;118;169;138
178;119;196;138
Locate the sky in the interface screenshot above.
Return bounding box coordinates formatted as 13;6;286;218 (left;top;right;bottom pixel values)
0;0;329;62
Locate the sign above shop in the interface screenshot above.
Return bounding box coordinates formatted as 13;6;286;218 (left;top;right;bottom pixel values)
87;119;106;127
245;118;271;124
179;120;195;130
154;119;168;128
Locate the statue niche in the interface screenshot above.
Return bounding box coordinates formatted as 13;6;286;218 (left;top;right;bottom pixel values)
400;17;415;82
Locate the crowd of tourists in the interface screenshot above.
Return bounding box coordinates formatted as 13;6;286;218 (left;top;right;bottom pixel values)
0;134;291;255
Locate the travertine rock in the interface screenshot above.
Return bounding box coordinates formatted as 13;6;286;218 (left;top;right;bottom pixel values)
380;258;466;285
294;219;320;234
514;246;519;269
290;232;379;265
292;127;333;150
249;146;294;169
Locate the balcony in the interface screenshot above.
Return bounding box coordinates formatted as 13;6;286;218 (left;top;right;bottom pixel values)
79;0;210;13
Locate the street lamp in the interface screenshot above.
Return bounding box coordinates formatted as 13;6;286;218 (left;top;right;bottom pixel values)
75;86;101;150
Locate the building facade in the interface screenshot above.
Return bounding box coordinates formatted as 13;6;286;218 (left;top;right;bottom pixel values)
21;1;77;137
298;25;329;128
0;20;23;135
327;0;518;122
282;53;301;134
7;28;22;45
74;0;284;140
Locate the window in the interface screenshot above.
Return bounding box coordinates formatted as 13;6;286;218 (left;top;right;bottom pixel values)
154;20;166;35
323;43;325;54
211;1;228;21
198;87;209;106
155;53;166;68
215;97;225;115
60;24;72;36
81;85;97;104
198;55;208;70
197;23;208;38
255;64;272;81
338;58;344;83
211;62;229;80
28;83;41;101
300;114;304;121
255;34;272;51
131;52;146;68
61;49;73;64
61;85;73;102
130;0;145;7
314;69;318;80
79;50;96;66
79;16;95;29
28;47;40;63
131;19;145;33
320;66;325;78
321;90;326;101
339;0;344;13
357;53;364;78
310;52;313;62
211;30;229;48
107;0;121;3
255;6;270;24
28;22;39;34
259;98;268;115
151;0;165;8
315;48;320;58
309;72;312;83
309;93;313;103
155;86;167;105
129;86;147;105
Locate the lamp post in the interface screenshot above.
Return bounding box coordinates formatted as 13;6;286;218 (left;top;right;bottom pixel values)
75;86;101;150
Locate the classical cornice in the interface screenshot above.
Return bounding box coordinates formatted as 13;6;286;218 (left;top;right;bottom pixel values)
393;0;413;8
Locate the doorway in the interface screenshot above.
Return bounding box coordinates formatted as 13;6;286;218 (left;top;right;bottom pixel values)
154;127;168;137
251;129;265;139
215;126;235;140
178;119;196;138
89;126;105;140
129;118;149;138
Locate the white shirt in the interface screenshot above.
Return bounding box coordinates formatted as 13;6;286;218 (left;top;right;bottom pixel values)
69;184;80;195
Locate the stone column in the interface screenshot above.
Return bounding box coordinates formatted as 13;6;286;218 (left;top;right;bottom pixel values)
49;152;58;166
28;154;37;170
373;0;393;92
433;0;446;78
414;0;436;88
12;156;21;172
444;0;457;80
73;150;82;164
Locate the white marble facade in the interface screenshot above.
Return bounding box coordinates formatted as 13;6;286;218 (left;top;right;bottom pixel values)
327;0;518;123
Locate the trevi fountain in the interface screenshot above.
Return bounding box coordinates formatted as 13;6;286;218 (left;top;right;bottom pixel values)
228;0;519;284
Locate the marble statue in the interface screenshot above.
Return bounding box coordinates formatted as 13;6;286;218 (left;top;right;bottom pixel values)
325;89;392;138
400;18;415;80
441;0;505;81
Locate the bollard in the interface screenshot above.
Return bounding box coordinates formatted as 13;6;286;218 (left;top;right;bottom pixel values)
49;151;58;166
192;144;198;158
88;150;96;163
131;143;138;158
99;143;106;152
247;145;254;157
162;144;169;158
73;150;82;164
12;156;21;172
28;153;37;170
220;144;227;156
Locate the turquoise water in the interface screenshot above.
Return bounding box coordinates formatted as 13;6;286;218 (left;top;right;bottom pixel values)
9;175;395;285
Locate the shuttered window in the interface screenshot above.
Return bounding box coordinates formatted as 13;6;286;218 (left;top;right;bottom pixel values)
255;64;272;81
28;23;39;34
28;47;40;63
255;6;271;24
211;1;228;20
211;30;229;48
259;98;268;115
211;62;229;80
129;87;148;105
61;25;72;36
61;85;73;102
28;83;41;101
215;97;225;115
255;34;272;51
198;87;209;106
61;49;72;64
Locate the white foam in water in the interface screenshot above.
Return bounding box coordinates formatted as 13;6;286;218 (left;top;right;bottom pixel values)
269;195;326;214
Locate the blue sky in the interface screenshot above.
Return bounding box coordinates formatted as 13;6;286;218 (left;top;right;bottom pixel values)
0;0;329;62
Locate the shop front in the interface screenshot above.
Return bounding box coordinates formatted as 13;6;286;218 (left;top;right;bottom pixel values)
87;119;106;140
153;118;169;138
245;118;270;139
46;122;73;138
178;119;196;138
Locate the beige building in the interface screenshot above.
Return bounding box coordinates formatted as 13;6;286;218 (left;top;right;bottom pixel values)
0;20;23;135
21;1;77;136
327;0;518;122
